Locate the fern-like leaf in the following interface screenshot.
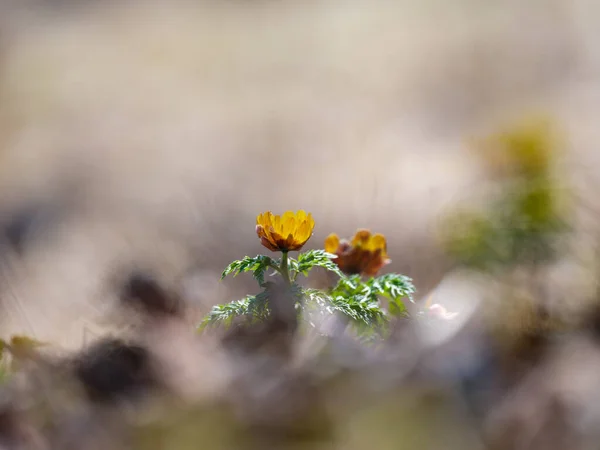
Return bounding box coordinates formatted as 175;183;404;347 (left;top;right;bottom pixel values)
198;293;270;330
221;255;278;286
289;250;344;280
302;288;387;331
368;273;415;317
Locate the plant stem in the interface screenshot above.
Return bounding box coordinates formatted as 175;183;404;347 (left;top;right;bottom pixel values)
268;262;282;275
280;251;291;286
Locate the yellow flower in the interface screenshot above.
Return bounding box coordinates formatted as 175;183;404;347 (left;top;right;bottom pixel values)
324;229;390;277
256;210;315;252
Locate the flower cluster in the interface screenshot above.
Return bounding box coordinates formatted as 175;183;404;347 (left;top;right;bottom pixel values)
202;210;417;337
324;229;390;277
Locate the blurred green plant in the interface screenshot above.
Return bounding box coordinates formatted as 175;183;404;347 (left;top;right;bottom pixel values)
198;211;415;339
442;116;570;271
441;116;573;346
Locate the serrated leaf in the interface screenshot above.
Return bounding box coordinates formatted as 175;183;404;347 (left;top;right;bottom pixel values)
252;289;270;313
367;273;415;318
302;288;387;334
220;255;277;286
330;275;363;297
198;289;273;331
292;250;344;279
370;273;416;302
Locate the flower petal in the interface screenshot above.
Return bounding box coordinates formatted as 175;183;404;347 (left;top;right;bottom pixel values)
262;223;277;245
265;212;275;227
293;220;309;243
257;225;279;251
274;214;283;234
267;225;280;244
284;232;297;251
256;224;265;238
296;210;307;222
352;229;371;247
260;235;280;252
281;211;295;223
282;216;295;238
369;233;387;253
324;233;340;253
306;212;315;232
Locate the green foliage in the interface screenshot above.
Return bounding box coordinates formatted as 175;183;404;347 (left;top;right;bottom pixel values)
198;291;270;330
198;298;253;328
201;269;417;336
443;210;510;270
330;274;414;319
443;177;568;270
204;228;416;338
370;273;416;316
446;118;570;271
288;250;344;279
221;255;278;286
203;246;417;336
296;273;415;340
221;251;344;287
302;288;387;332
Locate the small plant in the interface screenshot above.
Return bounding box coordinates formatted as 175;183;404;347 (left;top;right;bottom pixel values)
198;211;416;339
441;116;571;342
442;116;569;271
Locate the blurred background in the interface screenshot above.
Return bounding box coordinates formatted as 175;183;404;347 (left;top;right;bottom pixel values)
1;1;600;449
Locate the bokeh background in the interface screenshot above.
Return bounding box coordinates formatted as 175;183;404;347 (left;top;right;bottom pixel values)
1;0;597;343
2;1;600;449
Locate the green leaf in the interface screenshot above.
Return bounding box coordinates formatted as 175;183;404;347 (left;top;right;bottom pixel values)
289;250;344;279
198;293;270;330
301;288;388;334
368;274;415;318
330;275;368;299
370;273;416;301
252;289;270;313
221;255;277;286
327;273;415;321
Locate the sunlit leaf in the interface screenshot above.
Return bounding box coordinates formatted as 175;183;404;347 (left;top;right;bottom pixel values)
289;250;343;279
302;287;387;335
198;294;270;330
221;255;278;286
370;274;414;298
